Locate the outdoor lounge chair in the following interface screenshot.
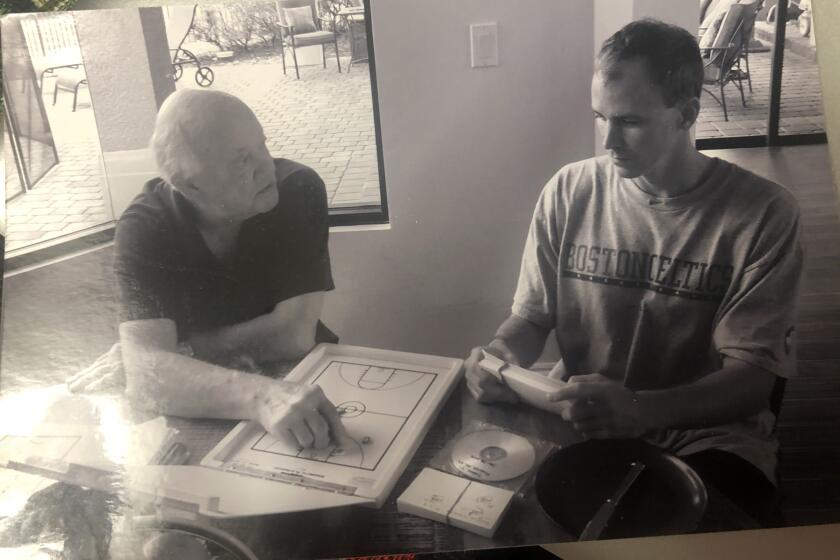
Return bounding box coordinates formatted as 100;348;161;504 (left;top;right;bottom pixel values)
738;1;764;93
52;66;87;111
700;1;762;94
701;3;752;122
276;0;341;79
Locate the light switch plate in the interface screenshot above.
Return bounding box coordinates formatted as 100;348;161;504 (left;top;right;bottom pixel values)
470;22;498;68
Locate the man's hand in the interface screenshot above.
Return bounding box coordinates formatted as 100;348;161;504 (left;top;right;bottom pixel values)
547;373;647;439
256;381;350;449
67;343;126;394
464;343;520;405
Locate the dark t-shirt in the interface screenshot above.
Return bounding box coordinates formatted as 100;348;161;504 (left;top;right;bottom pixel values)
114;159;335;342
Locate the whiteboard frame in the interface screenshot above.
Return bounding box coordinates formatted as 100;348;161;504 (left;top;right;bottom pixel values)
201;343;464;509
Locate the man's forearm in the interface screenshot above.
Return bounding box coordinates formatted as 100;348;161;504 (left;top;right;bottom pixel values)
636;359;778;431
490;314;552;368
123;343;274;420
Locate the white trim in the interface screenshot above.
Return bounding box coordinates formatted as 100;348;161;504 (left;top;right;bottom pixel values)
4;239;113;278
330;222;391;234
3;221;114;260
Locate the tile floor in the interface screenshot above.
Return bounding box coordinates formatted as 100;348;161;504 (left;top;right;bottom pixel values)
173;53;381;209
3;81;109;254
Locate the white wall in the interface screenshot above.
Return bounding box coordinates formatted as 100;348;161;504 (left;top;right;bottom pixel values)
323;0;594;357
594;0;635;60
74;9;173;152
594;0;697;77
74;8;175;220
634;0;698;25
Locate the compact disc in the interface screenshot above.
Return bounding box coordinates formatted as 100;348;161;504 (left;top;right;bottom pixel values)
450;429;536;482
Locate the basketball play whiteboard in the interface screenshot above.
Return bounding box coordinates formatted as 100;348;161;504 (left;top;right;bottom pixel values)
201;344;464;508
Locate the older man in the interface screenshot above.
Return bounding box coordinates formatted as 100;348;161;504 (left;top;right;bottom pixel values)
72;89;346;450
465;20;803;525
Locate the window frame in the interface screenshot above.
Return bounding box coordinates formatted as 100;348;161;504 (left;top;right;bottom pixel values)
326;0;388;227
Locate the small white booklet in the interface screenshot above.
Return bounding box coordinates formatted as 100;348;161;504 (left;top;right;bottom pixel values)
397;467;515;538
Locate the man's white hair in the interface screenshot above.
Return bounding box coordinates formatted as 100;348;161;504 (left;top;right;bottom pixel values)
149;89;248;189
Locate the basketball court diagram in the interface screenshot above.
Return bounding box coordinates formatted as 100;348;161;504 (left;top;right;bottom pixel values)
246;361;438;471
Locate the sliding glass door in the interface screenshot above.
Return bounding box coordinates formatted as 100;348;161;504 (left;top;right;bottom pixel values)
695;0;826;149
2;15;59;201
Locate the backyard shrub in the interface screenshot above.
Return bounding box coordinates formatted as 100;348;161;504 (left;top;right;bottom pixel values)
187;0;357;54
250;2;283;48
0;0;75;11
318;0;357;32
191;4;257;53
191;2;285;53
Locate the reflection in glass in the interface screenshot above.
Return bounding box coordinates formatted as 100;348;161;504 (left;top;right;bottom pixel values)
777;0;825;136
696;1;773;140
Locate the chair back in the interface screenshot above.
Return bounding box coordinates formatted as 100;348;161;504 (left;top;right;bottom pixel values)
709;3;748;74
276;0;320;32
700;0;715;23
740;1;761;47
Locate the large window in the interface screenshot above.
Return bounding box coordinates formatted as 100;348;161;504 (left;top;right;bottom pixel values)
695;0;826;149
167;1;386;225
1;0;387;268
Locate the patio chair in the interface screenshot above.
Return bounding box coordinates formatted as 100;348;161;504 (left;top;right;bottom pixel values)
737;1;763;93
700;1;763;93
52;66;87;112
276;0;341;79
701;3;750;121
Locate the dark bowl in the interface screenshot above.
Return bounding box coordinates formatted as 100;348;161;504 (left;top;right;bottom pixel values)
109;516;258;560
535;439;707;540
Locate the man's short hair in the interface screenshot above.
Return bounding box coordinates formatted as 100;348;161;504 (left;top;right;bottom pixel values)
597;18;703;107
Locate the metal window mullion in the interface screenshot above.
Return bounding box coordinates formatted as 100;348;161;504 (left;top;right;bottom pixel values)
363;0;388;224
3;81;33;194
767;0;788;145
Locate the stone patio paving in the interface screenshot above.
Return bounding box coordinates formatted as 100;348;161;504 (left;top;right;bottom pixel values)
3;84;109;255
173;52;381;209
4;44;380;255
